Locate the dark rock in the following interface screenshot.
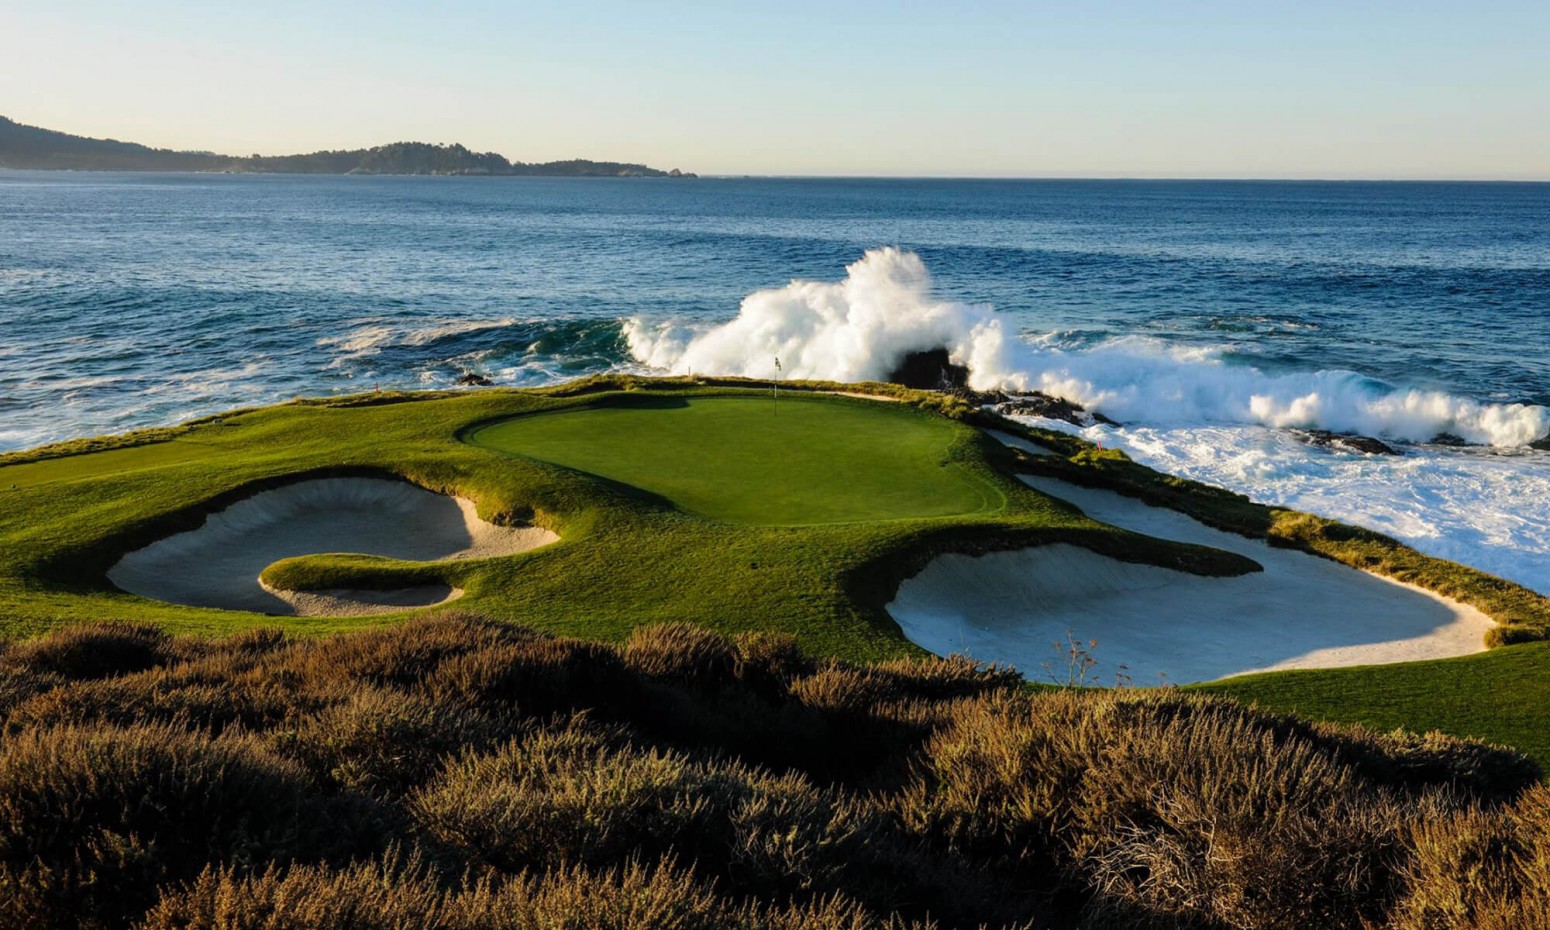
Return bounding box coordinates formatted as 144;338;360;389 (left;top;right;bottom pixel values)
1299;430;1401;456
456;373;493;387
995;392;1119;429
888;348;970;391
1430;432;1474;447
957;388;1009;406
1531;434;1550;451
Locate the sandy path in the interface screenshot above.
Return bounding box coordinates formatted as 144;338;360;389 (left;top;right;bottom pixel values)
824;391;903;402
109;478;557;617
888;435;1493;684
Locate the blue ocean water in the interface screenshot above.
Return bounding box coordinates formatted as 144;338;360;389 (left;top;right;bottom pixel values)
2;171;1548;590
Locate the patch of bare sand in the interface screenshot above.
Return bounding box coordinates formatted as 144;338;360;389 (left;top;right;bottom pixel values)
109;478;556;616
886;433;1493;684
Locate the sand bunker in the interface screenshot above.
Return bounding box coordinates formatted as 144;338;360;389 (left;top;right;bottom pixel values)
109;477;557;616
983;429;1056;457
889;452;1493;683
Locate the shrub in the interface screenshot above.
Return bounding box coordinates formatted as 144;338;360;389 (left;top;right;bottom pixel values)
623;623;741;691
872;654;1024;700
790;665;891;713
412;719;877;900
141;856;755;930
0;665;63;719
1;620;172;680
135;852;447;930
0;723;357;927
281;686;511;795
5;657;307;735
294;612;528;690
733;631;813;695
792;654;1018;712
426;634;638;718
0;617;1539;929
1304;722;1541;804
412;721;709;873
142;839;974;930
913;691;1421;930
1390;784;1550;930
1484;623;1540;648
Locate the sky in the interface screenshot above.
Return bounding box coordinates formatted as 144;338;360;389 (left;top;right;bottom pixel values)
3;0;1547;179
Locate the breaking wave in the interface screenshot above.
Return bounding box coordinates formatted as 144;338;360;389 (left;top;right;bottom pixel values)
626;248;1549;447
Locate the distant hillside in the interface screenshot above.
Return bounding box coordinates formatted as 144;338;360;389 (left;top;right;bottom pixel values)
0;116;694;177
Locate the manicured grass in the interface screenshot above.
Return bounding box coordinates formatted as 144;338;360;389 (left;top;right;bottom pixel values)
0;438;221;489
0;379;1245;659
1199;642;1550;770
465;395;1004;525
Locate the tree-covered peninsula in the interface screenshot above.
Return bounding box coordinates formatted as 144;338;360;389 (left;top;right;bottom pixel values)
0;116;695;177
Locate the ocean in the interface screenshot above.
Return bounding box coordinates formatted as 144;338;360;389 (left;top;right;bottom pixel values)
2;171;1547;592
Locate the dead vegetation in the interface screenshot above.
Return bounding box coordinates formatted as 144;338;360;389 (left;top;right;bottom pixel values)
0;615;1541;929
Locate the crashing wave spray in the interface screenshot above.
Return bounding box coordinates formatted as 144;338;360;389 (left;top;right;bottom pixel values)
625;248;1023;391
625;248;1548;447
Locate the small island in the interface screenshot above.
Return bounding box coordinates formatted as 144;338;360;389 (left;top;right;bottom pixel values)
0;115;696;177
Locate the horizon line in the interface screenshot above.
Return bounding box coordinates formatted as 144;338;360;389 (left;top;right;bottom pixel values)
4;167;1547;184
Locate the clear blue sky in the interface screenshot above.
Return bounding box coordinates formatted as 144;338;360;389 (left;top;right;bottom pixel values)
3;0;1546;178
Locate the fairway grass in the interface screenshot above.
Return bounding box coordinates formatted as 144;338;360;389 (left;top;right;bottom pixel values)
465;395;1005;525
1199;641;1550;771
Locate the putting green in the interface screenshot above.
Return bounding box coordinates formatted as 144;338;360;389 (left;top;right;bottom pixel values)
464;395;1005;525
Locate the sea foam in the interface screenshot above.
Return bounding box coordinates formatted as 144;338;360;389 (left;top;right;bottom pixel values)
626;248;1549;448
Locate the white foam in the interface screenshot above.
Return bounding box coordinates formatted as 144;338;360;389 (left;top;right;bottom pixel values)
1013;417;1550;596
625;248;1023;392
626;249;1548;448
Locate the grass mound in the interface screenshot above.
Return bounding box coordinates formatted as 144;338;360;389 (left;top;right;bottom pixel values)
464;394;1005;525
0;618;1542;928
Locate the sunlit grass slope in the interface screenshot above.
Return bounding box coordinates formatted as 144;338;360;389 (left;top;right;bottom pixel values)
1198;641;1550;771
0;379;1245;655
465;395;1004;525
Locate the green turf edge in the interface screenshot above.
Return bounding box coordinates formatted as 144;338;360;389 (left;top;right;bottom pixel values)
1195;641;1550;773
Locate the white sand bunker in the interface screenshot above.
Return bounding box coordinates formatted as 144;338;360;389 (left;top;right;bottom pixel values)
109;477;557;617
890;468;1494;684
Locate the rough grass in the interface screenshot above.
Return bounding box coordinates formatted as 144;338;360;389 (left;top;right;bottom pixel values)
0;617;1542;929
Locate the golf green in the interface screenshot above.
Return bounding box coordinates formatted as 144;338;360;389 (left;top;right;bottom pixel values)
464;394;1006;525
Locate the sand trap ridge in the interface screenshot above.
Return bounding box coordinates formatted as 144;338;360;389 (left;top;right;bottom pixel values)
888;435;1494;684
109;478;557;616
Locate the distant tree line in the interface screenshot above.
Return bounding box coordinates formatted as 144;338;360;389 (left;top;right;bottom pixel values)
0;116;694;177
